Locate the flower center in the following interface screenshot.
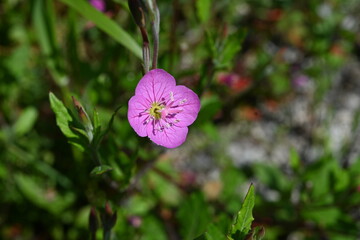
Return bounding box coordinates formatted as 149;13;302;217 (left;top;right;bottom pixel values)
149;102;164;120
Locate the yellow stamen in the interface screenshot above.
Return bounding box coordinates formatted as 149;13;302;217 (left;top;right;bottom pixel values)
149;102;164;120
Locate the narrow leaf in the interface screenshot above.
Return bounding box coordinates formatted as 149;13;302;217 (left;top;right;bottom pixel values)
13;107;38;136
196;0;212;23
59;0;142;59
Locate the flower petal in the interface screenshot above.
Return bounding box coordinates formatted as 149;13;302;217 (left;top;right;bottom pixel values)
135;69;176;103
148;122;188;148
128;95;151;137
170;85;201;127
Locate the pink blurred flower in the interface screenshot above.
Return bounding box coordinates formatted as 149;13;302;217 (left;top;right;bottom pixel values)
218;72;251;93
128;69;200;148
89;0;105;12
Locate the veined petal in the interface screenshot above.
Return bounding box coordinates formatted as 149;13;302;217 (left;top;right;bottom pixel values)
169;85;201;127
128;95;151;137
135;69;176;103
148;123;188;148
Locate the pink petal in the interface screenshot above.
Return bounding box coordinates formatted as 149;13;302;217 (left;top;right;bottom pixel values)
128;95;151;137
135;69;176;103
170;85;201;127
148;122;189;148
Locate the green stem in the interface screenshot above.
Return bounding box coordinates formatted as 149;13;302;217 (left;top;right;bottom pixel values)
103;230;111;240
151;1;160;69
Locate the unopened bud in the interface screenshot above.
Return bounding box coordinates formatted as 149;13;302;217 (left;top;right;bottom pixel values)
72;96;93;142
128;0;147;28
101;202;117;231
89;207;99;235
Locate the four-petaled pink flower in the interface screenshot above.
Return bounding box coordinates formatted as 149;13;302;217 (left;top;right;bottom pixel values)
128;69;201;148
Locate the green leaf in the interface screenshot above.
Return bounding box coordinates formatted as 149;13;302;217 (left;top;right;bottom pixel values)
301;207;341;227
90;165;113;176
196;0;212;23
195;95;222;124
14;174;75;214
289;148;300;171
148;170;182;206
49;92;78;139
33;0;56;56
33;0;67;86
229;184;255;240
92;106;121;149
218;29;247;69
13;107;38;136
303;157;334;201
177;192;212;240
93;108;101;130
141;216;167;240
59;0;142;59
194;224;226;240
253;164;290;192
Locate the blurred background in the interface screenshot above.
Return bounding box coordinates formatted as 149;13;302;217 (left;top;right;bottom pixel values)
1;0;360;239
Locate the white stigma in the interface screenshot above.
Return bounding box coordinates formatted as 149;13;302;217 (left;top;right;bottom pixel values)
170;91;174;101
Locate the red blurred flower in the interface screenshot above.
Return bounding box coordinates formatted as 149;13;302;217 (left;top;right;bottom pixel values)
217;72;251;93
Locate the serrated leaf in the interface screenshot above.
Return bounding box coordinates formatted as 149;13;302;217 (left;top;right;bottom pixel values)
90;165;113;176
49;92;78;139
229;184;255;240
59;0;142;59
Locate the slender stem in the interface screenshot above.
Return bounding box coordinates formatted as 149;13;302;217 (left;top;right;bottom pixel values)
151;1;160;69
151;23;158;69
140;26;150;73
168;0;179;72
103;230;111;240
90;232;96;240
89;145;102;166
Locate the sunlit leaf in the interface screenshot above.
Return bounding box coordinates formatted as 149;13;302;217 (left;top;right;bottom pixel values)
49;92;78;139
196;0;212;23
90;165;113;176
229;184;255;240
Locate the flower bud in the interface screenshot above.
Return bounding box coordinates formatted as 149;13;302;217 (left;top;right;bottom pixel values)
128;0;147;28
89;207;99;236
101;202;117;231
72;96;94;142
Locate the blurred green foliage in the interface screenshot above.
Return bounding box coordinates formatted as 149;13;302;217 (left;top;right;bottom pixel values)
1;0;360;239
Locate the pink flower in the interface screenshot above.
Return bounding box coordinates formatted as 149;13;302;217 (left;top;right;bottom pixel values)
128;69;200;148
